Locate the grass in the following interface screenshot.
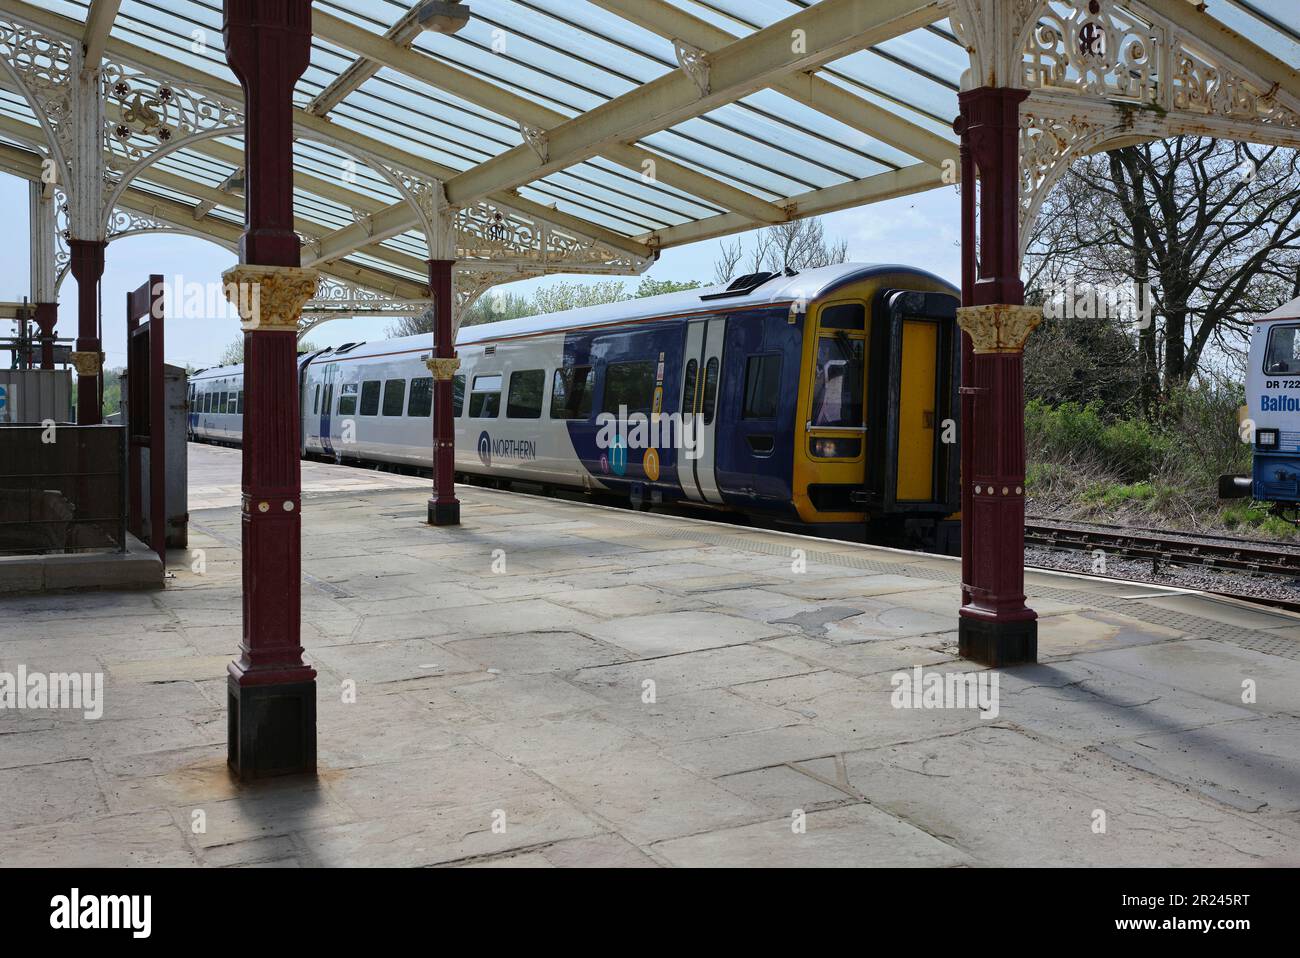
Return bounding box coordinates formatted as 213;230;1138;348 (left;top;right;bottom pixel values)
1024;389;1299;540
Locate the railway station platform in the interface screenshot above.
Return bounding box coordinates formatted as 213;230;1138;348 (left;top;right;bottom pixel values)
2;443;1299;867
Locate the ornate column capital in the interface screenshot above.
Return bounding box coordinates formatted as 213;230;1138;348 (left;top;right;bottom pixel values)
69;351;105;376
222;263;320;332
956;303;1042;354
424;356;460;381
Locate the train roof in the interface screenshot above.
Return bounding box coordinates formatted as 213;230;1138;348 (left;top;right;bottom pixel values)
1259;296;1300;323
452;263;953;348
194;263;954;372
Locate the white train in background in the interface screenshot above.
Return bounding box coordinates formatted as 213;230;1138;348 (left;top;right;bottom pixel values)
1221;294;1300;518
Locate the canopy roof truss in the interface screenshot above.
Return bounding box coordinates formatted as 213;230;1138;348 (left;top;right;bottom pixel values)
0;0;1296;312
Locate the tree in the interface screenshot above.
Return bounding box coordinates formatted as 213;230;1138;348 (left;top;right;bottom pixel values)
217;337;320;365
713;216;849;284
1024;137;1300;414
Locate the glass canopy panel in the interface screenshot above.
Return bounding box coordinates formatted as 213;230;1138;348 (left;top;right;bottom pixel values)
112;1;233;85
1211;1;1300;66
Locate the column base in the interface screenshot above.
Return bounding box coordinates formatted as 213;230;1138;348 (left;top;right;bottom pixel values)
958;615;1037;667
427;498;460;526
227;675;317;780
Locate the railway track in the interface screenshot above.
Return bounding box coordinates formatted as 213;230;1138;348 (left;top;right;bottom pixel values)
1024;519;1300;577
1024;517;1300;612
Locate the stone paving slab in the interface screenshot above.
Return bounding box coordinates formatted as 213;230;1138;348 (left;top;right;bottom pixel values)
2;441;1299;867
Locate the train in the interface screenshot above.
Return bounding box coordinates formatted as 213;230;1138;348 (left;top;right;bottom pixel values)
189;263;963;545
1221;295;1300;519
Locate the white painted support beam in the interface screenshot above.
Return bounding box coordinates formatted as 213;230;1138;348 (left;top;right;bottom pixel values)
82;0;122;68
590;0;958;170
29;179;56;302
307;6;424;117
442;0;946;208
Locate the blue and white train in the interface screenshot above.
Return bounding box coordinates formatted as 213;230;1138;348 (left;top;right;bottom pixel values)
189;263;963;542
1222;295;1300;516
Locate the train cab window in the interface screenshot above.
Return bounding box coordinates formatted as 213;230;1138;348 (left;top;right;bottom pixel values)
469;374;502;418
1265;324;1300;375
551;366;593;420
452;374;465;417
819;303;866;331
360;381;381;416
407;377;433;417
313;384;320;415
811;335;864;429
382;379;406;416
702;358;720;426
507;369;545;418
682;359;699;415
602;361;656;416
237;391;244;415
338;383;358;416
742;355;781;420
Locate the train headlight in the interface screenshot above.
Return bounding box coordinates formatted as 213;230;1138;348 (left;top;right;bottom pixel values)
1256;428;1279;450
810;437;861;459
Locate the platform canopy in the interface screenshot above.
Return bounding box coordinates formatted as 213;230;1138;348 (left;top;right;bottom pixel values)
1;0;1299;319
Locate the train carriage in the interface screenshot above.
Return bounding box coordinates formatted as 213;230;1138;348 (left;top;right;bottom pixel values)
190;263;962;545
1222;295;1300;517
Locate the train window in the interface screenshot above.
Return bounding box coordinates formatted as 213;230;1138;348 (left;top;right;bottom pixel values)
702;358;720;426
602;361;655;416
742;354;781;420
473;374;502;392
237;391;244;415
452;374;465;417
360;381;381;416
469;379;501;418
820;303;865;331
551;366;593;420
408;377;433;417
382;379;406;416
1265;324;1300;375
682;359;699;415
226;392;237;415
812;335;865;427
313;384;320;415
507;369;545;418
338;383;358;416
323;384;333;416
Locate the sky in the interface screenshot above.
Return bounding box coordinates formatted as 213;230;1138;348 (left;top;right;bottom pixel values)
0;171;961;371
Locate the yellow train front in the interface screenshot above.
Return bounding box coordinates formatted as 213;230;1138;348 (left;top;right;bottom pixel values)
449;262;961;549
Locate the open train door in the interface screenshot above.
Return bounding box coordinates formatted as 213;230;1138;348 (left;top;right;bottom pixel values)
863;289;961;534
126;275;166;561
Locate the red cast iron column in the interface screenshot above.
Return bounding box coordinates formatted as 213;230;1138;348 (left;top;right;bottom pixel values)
221;0;319;779
426;258;461;525
34;302;57;370
954;86;1041;667
68;239;106;424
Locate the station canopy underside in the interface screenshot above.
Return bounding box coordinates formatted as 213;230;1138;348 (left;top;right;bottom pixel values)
0;0;1298;305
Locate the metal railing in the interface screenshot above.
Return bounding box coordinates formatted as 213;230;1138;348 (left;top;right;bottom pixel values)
0;424;127;554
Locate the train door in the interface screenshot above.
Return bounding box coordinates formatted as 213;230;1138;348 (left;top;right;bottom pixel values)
676;316;725;504
319;361;339;459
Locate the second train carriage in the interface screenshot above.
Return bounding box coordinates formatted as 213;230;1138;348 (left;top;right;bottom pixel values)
190;263;962;543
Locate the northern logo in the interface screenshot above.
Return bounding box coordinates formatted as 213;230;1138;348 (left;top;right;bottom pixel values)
478;430;492;467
